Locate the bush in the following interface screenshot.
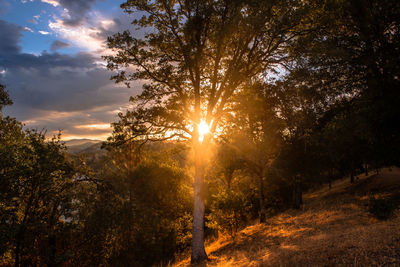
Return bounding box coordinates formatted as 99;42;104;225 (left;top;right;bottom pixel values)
368;196;399;220
207;188;252;237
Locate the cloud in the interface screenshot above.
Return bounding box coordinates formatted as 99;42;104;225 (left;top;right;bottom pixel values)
38;30;50;35
8;105;123;140
0;20;23;56
49;18;106;52
61;0;98;26
48;15;129;53
50;40;71;51
24;27;34;32
0;20;140;140
75;123;112;130
41;0;60;7
43;0;136;54
42;0;98;27
2;51;132;112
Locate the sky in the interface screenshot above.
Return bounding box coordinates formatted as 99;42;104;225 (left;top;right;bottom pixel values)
0;0;142;140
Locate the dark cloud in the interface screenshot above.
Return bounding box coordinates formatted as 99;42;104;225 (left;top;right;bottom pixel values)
85;15;145;55
3;62;133;112
50;40;71;51
58;0;98;26
0;20;140;139
0;20;23;56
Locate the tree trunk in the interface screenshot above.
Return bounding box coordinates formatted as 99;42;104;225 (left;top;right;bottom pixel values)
48;233;57;267
259;174;266;223
14;239;21;267
47;202;59;267
293;179;302;209
15;192;36;267
191;142;208;263
350;162;355;183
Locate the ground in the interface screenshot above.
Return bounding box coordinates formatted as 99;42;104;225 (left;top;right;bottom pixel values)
174;167;400;266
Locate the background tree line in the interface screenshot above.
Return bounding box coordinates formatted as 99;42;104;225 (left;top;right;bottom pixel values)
1;0;399;265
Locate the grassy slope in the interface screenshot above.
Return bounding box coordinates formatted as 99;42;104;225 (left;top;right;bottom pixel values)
175;168;400;266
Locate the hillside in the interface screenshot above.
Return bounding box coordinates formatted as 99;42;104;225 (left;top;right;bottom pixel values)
175;168;400;266
63;139;102;154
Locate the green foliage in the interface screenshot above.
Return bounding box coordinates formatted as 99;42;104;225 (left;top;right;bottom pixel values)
0;84;12;112
288;0;400;168
72;143;193;266
206;147;258;236
0;124;89;266
207;187;253;237
0;85;95;266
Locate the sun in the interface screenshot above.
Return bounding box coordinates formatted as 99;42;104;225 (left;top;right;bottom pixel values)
198;119;210;143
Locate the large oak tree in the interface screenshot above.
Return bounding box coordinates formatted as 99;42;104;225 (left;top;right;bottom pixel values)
105;0;309;262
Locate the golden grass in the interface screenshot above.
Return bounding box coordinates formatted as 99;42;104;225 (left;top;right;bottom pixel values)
174;167;400;267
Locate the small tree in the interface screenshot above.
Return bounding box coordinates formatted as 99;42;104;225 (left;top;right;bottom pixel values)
0;128;82;266
105;0;308;262
0;84;94;266
0;84;12;113
224;82;283;222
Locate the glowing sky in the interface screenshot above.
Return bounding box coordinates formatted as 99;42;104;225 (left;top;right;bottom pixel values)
0;0;141;140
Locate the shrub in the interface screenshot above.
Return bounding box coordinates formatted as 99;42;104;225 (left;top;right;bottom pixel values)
207;189;252;237
368;196;398;220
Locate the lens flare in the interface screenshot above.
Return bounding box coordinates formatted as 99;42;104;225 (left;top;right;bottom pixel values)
198;119;210;143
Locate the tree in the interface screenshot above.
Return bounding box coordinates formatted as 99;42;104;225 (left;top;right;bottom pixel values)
72;142;192;266
0;84;94;266
205;142;253;236
222;82;283;221
289;0;400;168
0;84;12;113
105;0;309;262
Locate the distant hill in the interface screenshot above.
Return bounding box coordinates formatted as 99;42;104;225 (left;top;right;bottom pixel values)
63;139;103;154
78;142;104;154
175;168;400;266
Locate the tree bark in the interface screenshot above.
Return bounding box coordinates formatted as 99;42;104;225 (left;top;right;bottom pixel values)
191;142;208;263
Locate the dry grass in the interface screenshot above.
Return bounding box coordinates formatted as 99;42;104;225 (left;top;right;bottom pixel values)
174;167;400;267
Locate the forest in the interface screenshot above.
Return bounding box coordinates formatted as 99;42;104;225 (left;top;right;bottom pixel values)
1;0;399;266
